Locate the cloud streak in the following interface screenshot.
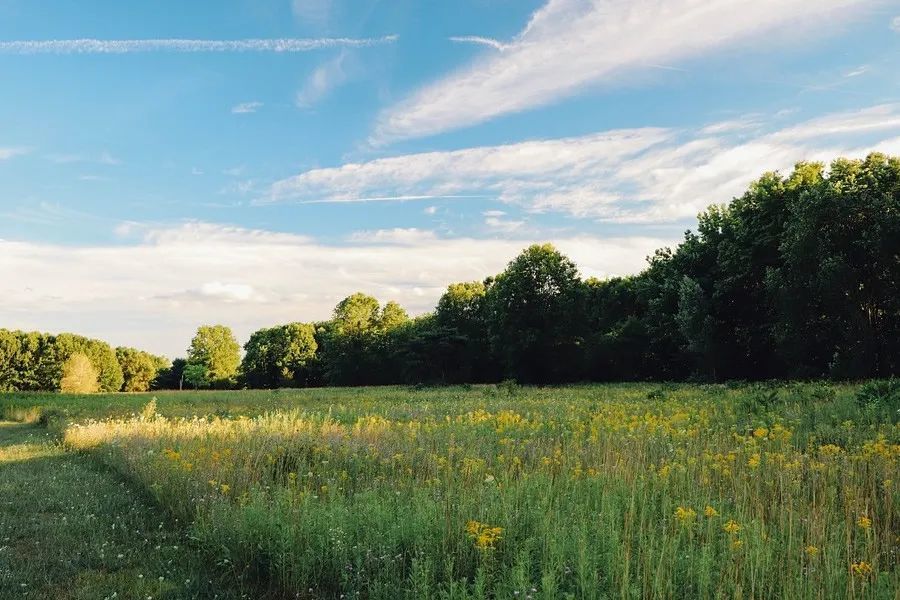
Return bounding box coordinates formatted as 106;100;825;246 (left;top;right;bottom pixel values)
0;36;398;55
375;0;872;142
268;104;900;223
449;36;508;51
232;101;263;114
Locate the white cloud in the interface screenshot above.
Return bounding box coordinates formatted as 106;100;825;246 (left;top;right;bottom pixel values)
232;101;263;114
843;65;870;77
0;36;398;54
347;228;438;245
296;52;349;108
374;0;872;142
0;147;26;160
484;215;526;233
891;16;900;31
423;206;438;215
267;103;900;223
449;36;508;51
0;221;673;357
292;0;332;25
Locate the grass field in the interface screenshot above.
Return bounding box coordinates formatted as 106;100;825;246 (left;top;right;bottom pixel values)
1;383;898;598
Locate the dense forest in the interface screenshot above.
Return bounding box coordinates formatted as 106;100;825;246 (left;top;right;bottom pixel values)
2;154;898;391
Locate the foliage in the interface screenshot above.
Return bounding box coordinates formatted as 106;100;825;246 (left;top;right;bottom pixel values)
0;329;122;392
3;154;900;389
116;346;169;392
59;352;99;393
186;325;240;388
241;323;318;388
58;383;899;598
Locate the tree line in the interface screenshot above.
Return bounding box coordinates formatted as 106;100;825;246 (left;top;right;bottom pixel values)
2;154;898;391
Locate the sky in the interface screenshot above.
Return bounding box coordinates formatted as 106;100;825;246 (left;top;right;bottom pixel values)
1;0;899;358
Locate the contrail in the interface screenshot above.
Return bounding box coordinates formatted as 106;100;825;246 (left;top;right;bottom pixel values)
0;36;398;54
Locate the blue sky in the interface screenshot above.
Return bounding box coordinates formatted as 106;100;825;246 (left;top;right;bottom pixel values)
2;0;899;357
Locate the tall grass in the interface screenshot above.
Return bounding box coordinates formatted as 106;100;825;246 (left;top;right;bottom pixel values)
59;384;898;598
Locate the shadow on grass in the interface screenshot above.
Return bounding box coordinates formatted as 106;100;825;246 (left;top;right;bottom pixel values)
0;422;271;600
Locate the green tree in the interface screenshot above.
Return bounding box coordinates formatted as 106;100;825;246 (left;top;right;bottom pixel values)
116;347;168;392
186;325;240;388
182;363;210;390
241;323;318;388
332;293;382;335
485;244;584;383
59;352;99;393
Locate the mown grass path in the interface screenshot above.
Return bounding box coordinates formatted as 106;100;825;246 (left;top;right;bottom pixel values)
0;422;253;600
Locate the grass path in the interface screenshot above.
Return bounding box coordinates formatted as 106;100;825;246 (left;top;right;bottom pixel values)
0;422;256;600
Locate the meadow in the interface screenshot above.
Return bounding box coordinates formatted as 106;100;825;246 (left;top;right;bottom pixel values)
1;382;898;599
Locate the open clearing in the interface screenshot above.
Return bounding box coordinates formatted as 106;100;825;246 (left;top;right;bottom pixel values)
1;383;897;598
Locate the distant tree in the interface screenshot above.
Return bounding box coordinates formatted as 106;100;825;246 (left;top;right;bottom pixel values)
59;352;99;393
485;244;584;383
116;347;168;392
332;293;382;335
241;323;318;388
380;301;410;330
182;363;210;390
153;358;186;390
186;325;240;388
434;281;495;382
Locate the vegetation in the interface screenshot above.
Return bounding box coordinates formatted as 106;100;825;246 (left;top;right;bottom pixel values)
0;421;259;599
59;352;100;393
1;154;899;392
2;383;890;598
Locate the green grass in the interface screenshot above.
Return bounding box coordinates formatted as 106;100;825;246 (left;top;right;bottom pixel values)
1;383;898;598
0;421;268;599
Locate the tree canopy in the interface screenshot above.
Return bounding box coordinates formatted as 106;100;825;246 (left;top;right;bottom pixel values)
3;154;898;391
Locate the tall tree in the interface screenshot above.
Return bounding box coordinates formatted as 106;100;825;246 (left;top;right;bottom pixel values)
485;244;584;383
186;325;240;388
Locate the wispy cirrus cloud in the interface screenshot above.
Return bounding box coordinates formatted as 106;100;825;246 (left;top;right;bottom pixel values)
374;0;874;142
268;103;900;224
292;0;333;25
448;36;508;51
297;52;349;108
0;147;27;160
891;15;900;31
232;101;263;114
0;36;398;55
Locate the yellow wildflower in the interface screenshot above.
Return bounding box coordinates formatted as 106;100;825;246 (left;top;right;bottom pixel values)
465;520;502;551
674;506;697;524
805;545;819;557
752;427;768;439
730;538;743;551
747;454;761;469
220;484;230;494
857;515;872;530
723;520;741;534
850;561;873;577
704;505;719;518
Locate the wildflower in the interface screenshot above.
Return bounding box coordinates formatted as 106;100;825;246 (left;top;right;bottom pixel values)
805;545;819;557
819;444;842;457
674;506;697;524
850;561;873;577
857;515;872;530
752;427;768;439
704;505;719;518
723;520;741;534
220;484;230;494
465;520;502;550
747;454;761;469
730;538;743;551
